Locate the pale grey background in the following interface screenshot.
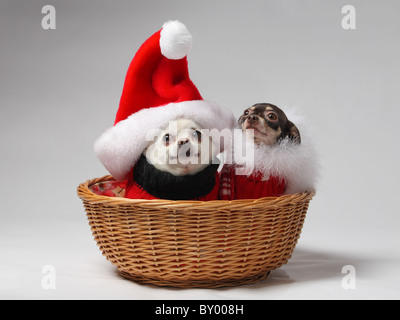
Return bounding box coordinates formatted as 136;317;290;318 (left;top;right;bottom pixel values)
1;0;399;299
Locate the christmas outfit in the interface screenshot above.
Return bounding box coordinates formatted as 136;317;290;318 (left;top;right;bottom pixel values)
94;21;235;200
125;155;220;200
220;130;319;199
219;165;286;200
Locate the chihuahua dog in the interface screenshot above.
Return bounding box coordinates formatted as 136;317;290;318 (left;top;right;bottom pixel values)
144;118;213;176
238;103;301;146
125;118;220;200
220;103;304;200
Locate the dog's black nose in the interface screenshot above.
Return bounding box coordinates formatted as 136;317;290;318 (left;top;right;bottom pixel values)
249;115;259;123
178;138;189;147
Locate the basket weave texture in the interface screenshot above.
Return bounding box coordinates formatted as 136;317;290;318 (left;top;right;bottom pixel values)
77;175;315;288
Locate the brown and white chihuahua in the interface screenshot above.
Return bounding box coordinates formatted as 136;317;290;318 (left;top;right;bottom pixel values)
219;103;307;199
238;103;301;146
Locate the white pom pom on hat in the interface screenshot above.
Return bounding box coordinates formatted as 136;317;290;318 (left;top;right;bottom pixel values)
160;20;193;60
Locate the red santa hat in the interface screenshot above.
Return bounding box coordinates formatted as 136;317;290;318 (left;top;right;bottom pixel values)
94;20;236;181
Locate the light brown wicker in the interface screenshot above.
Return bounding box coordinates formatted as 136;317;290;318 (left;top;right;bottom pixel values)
77;175;315;288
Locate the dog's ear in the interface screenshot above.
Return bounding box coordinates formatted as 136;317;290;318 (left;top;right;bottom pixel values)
286;121;301;144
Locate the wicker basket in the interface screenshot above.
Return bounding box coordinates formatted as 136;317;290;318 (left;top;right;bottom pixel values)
77;175;315;288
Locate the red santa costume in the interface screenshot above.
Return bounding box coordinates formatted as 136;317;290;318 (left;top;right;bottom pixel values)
219;165;286;200
219;117;319;200
124;155;220;200
94;21;235;200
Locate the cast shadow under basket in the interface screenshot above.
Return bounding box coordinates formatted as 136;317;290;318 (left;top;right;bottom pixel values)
77;175;315;289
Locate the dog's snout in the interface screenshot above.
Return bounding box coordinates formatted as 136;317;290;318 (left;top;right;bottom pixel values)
178;138;189;147
248;115;259;123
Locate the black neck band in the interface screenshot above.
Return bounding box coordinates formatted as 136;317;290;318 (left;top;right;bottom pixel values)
132;155;219;200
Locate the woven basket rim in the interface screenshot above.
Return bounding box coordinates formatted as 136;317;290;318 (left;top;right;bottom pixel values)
77;175;315;207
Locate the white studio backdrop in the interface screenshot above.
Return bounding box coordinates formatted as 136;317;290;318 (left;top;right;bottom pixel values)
0;0;399;300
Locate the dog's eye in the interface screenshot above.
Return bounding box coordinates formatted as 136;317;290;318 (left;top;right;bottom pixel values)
267;112;278;121
244;110;249;116
162;134;171;145
192;130;202;141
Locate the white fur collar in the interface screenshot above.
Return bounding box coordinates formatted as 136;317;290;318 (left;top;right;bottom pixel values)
227;109;320;195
